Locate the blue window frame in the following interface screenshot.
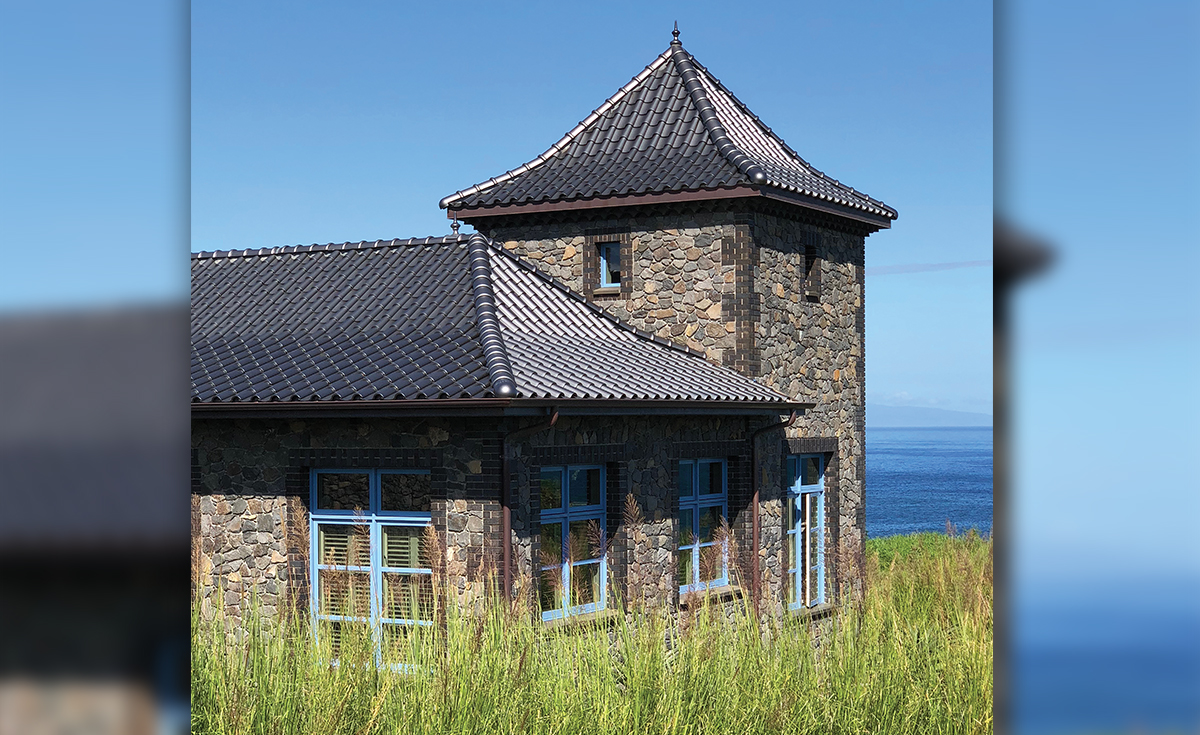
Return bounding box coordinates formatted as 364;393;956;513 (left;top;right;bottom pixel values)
309;469;433;664
598;242;621;287
676;459;729;594
538;465;606;621
786;454;826;609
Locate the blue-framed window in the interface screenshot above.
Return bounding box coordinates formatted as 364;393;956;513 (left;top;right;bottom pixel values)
538;465;606;621
676;459;729;594
598;242;621;287
309;469;433;663
786;454;826;609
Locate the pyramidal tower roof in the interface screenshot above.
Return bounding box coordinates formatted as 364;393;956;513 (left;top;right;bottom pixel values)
441;28;896;228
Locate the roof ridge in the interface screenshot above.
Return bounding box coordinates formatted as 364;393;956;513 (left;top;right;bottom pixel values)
686;55;898;219
466;233;517;397
191;234;471;261
669;41;767;187
440;51;673;210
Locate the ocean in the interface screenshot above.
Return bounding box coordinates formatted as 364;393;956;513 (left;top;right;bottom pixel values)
865;425;1200;734
866;426;993;538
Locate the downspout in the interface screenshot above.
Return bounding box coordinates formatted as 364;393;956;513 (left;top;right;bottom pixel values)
500;409;559;599
749;410;798;609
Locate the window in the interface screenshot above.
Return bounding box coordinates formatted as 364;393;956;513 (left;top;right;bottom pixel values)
676;459;729;594
803;243;820;302
598;242;621;288
786;454;826;608
538;465;606;621
310;469;433;663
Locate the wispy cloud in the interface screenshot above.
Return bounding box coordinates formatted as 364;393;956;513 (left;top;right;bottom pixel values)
865;260;992;276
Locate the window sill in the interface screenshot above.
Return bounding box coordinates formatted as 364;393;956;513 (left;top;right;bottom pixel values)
678;584;745;610
592;286;621;298
791;601;836;621
542;607;623;631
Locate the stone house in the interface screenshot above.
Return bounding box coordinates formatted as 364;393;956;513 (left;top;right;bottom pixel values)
191;31;895;648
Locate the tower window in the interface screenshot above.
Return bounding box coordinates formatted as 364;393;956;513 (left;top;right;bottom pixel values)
598;242;621;287
803;243;821;302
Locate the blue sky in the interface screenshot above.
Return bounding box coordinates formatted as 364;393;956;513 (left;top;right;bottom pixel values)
1007;0;1200;591
188;1;994;416
0;1;993;416
0;0;188;310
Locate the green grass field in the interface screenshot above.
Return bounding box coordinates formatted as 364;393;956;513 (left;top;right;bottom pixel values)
191;532;992;735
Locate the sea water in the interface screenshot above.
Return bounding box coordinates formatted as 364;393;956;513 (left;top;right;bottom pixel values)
866;426;993;538
865;425;1200;734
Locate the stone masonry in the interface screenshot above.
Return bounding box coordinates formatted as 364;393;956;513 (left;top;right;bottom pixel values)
192;413;791;619
473;199;873;603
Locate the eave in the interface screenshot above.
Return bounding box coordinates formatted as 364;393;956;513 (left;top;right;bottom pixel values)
190;397;813;419
449;185;892;231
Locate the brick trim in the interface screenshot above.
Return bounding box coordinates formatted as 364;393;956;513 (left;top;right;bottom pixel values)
191;448;202;495
722;223;759;376
785;437;838;455
287;446;444;470
669;440;748;459
604;460;628;607
526;443;626;465
582;228;633;301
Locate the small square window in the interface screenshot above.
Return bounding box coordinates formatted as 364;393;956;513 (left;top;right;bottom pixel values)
598;242;621;287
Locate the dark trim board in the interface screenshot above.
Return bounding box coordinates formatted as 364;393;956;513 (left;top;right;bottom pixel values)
451;185;892;230
191;399;812;419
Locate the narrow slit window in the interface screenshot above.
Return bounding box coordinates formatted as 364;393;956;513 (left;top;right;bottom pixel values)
803;243;821;303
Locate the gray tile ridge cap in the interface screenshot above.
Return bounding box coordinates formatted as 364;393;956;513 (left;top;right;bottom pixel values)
686;54;898;220
487;242;797;404
669;40;768;188
191;234;471;260
467;233;518;398
438;50;674;210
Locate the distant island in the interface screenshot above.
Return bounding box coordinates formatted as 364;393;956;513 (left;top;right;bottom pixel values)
867;404;992;428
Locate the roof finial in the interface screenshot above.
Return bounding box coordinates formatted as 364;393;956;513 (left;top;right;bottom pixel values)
672;21;680;44
451;216;460;236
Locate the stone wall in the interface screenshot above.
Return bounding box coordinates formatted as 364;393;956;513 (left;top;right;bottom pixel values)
193;494;288;621
192;413;792;619
485;210;746;365
748;211;867;597
475;202;873;604
192;418;503;622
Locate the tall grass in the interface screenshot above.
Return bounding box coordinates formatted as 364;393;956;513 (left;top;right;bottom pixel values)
192;532;991;734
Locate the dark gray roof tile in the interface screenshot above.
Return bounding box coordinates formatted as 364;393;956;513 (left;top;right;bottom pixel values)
440;41;895;222
192;234;795;407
